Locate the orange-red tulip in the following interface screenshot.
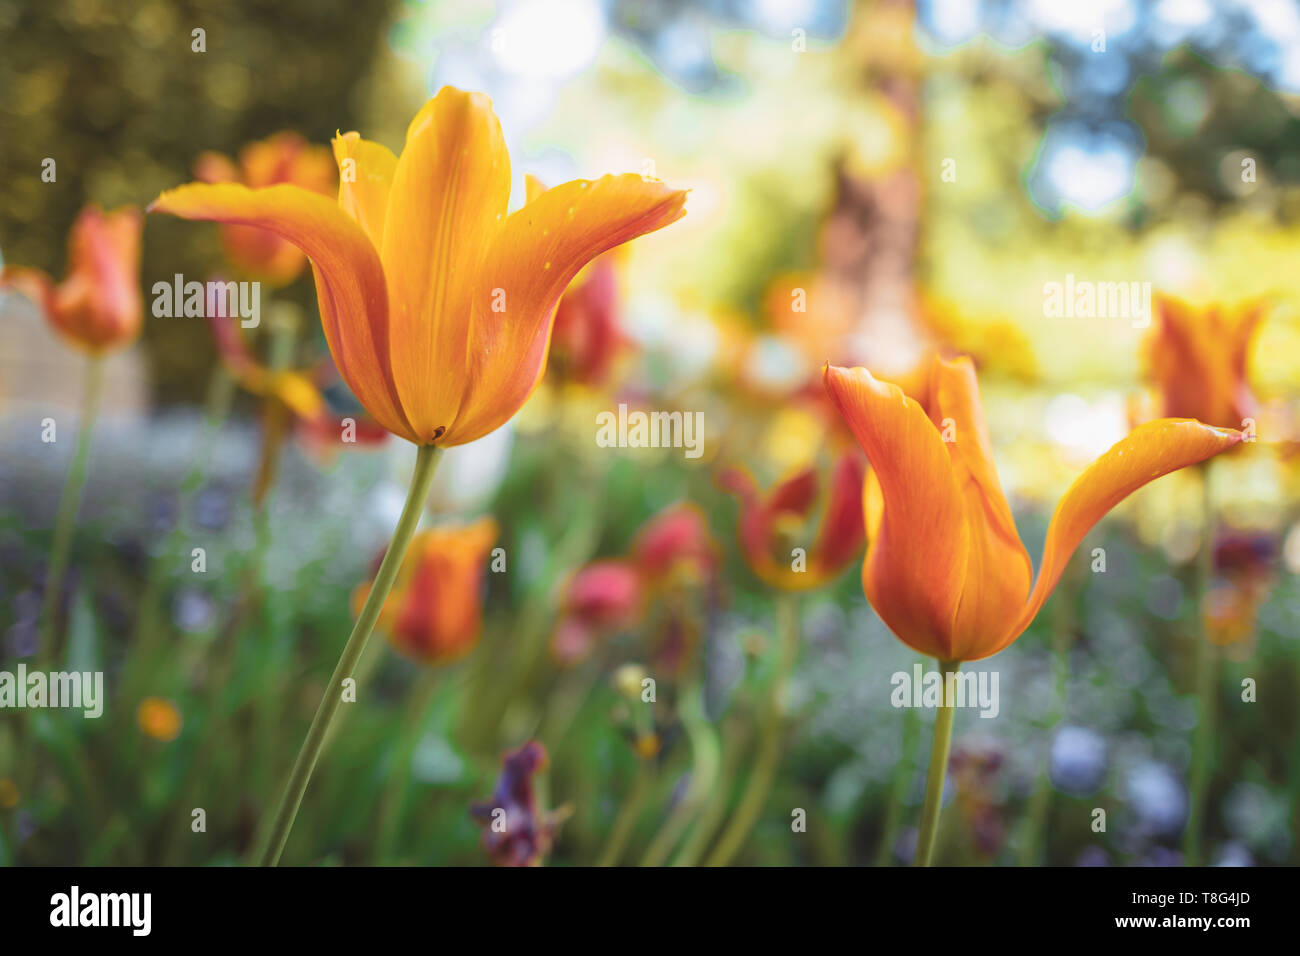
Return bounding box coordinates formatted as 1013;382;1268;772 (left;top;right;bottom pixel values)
718;452;866;591
152;87;688;447
1;205;142;354
1148;294;1263;430
823;355;1244;662
354;518;498;666
194;132;336;284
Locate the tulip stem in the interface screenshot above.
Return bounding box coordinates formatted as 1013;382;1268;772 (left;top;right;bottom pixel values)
38;355;105;667
914;659;959;867
704;594;799;866
595;759;655;867
640;682;720;866
255;443;442;866
1184;463;1216;866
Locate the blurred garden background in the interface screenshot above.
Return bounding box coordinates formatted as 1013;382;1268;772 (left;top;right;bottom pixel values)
1;0;1298;866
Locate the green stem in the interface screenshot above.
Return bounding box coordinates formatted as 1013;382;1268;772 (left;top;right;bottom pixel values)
914;659;958;867
672;715;747;866
595;760;654;867
704;594;799;866
38;355;104;666
1184;463;1216;866
255;443;442;866
640;683;719;866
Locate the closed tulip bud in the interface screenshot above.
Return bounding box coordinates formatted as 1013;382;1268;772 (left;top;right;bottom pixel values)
2;204;143;355
1148;294;1264;430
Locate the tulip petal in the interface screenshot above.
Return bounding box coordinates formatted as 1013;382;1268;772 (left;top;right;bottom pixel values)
381;87;512;443
769;468;819;517
928;356;1032;660
445;173;688;445
716;466;770;571
332;132;397;250
810;452;867;579
989;418;1244;658
823;363;970;659
525;173;548;204
0;267;57;322
150;182;416;442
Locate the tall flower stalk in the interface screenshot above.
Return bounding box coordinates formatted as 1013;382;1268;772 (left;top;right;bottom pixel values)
256;445;441;865
37;356;105;666
153;87;687;864
914;660;958;867
1;204;143;665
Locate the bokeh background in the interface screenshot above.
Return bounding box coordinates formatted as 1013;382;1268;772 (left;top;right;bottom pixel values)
1;0;1298;866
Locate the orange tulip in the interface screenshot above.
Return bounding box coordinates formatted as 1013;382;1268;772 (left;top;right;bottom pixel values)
1;204;142;354
525;174;629;389
354;518;498;666
1148;294;1264;430
152;87;688;447
194;131;336;284
823;355;1244;663
718;451;866;591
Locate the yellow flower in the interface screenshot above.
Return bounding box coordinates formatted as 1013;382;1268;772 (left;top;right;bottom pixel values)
152;87;687;447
